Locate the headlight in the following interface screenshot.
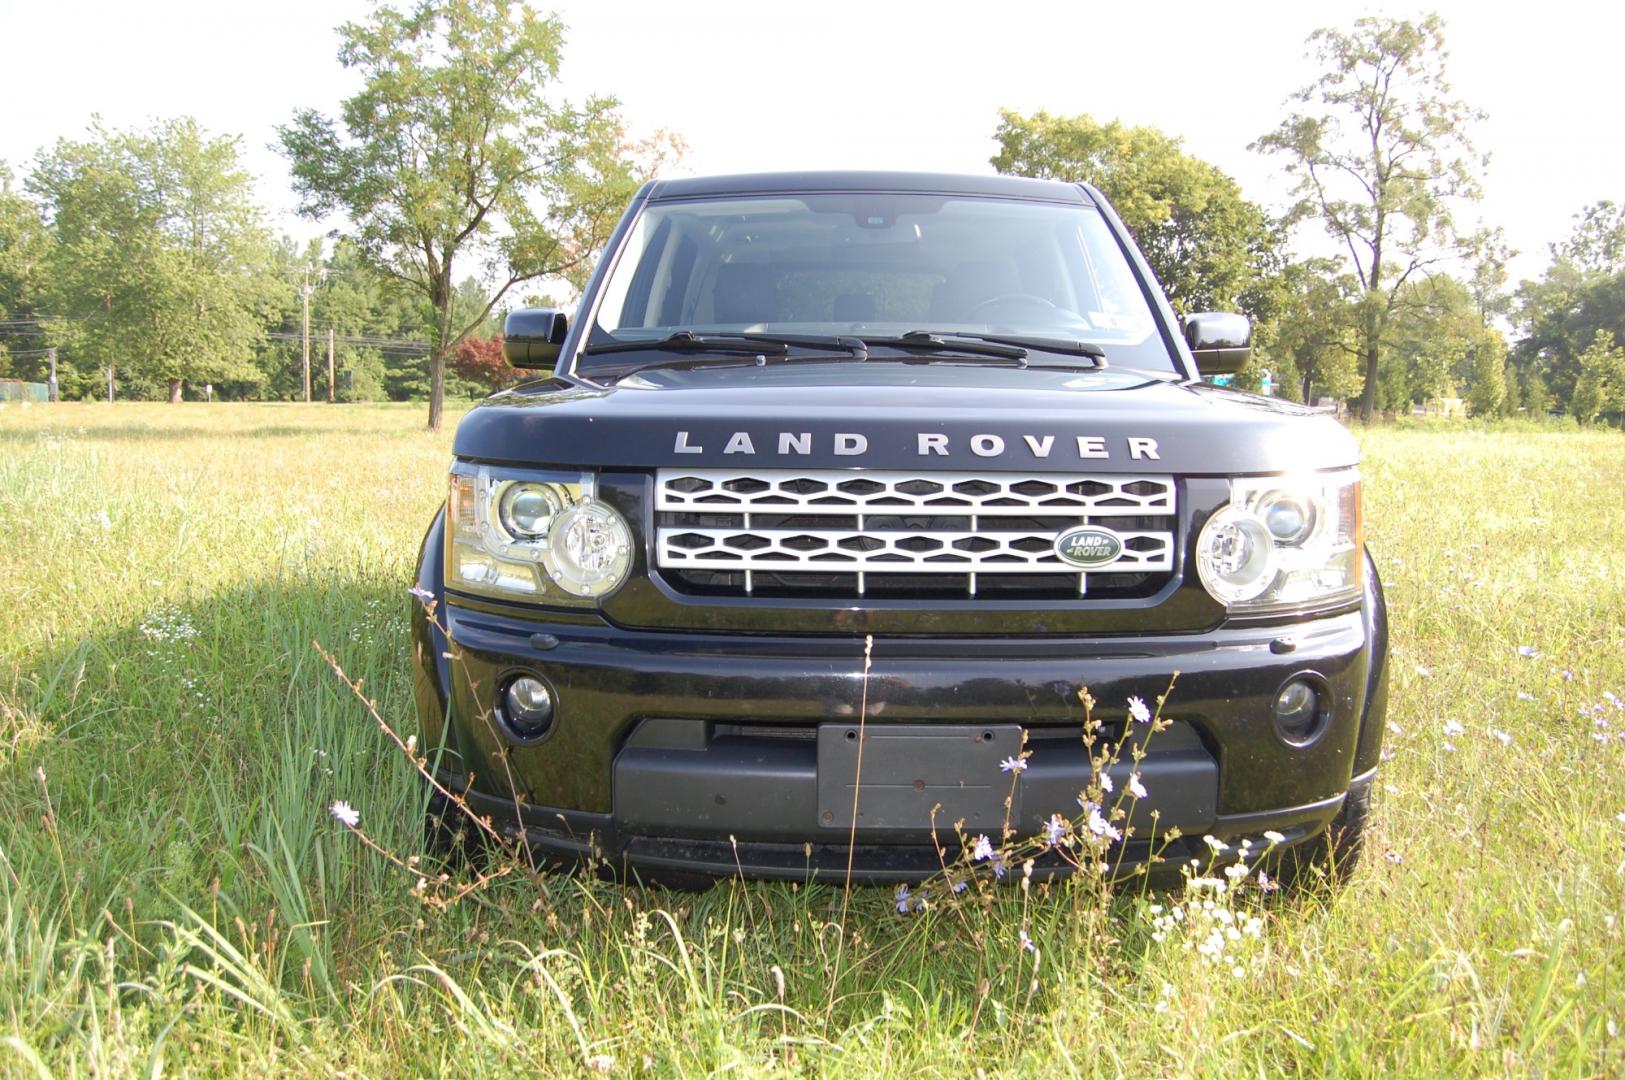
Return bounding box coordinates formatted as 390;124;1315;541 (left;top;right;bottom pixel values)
446;465;633;605
1196;469;1362;613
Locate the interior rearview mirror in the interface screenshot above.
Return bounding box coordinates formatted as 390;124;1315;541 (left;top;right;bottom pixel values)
503;308;569;373
1183;312;1251;376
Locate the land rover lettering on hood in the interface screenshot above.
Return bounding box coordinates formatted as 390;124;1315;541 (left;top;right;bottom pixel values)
409;171;1389;886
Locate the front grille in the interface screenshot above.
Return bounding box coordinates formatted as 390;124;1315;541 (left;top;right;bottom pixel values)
655;468;1177;599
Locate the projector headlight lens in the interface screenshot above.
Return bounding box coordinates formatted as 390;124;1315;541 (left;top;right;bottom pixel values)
1196;469;1362;612
446;466;633;606
497;482;564;540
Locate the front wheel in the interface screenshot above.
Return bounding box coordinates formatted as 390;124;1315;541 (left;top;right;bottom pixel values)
1274;782;1371;889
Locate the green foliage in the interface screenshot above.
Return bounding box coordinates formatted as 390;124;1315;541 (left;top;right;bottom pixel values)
1265;259;1363;403
0;163;55;381
27;119;274;401
991;110;1284;320
1570;329;1625;424
279;0;674;429
1253;14;1487;422
1553;200;1625;275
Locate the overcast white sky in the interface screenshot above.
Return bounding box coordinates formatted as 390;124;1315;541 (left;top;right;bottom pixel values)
2;0;1620;285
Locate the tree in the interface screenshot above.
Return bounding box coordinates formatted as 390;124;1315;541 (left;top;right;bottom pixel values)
991;110;1284;319
1555;201;1625;275
0;163;54;380
1571;329;1624;425
1268;260;1363;403
1253;14;1487;422
29;119;272;401
450;333;518;391
280;0;676;430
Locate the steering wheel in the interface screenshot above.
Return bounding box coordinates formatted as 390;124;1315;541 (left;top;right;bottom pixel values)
970;293;1060;317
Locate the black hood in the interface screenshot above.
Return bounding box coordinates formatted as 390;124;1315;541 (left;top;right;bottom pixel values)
451;363;1358;476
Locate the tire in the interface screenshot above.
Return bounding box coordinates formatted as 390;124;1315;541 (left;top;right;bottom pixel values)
1276;782;1371;889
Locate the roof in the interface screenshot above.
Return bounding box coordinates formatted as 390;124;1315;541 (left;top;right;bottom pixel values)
645;171;1093;204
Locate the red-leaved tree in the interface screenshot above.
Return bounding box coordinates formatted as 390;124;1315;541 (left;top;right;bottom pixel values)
451;335;519;391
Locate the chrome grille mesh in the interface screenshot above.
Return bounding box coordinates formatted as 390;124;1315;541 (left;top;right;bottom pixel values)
654;468;1177;597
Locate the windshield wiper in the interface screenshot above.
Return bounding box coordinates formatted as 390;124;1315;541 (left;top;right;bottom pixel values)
860;331;1029;362
581;331;791;358
909;332;1108;366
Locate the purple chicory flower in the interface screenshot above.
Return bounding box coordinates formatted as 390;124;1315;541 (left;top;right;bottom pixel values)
407;584;434;603
1128;696;1152;724
1041;814;1068;846
1019;929;1037;954
971;834;994;862
894;883;914;914
330;800;360;828
1000;755;1027;774
1127;772;1148;800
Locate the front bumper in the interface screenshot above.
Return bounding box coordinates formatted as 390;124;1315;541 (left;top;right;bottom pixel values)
410;576;1388;882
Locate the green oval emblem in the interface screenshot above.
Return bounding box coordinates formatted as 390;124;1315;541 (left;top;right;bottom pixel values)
1054;526;1123;568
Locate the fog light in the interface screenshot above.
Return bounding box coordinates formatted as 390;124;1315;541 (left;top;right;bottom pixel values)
501;675;554;740
1273;677;1324;746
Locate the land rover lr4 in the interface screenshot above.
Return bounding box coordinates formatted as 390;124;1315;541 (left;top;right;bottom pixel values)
410;172;1389;884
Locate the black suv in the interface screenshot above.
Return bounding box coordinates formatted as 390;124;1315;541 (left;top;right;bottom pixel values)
409;171;1389;883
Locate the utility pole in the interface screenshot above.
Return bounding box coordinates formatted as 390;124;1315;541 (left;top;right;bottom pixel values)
327;327;335;403
107;363;114;403
46;347;58;403
300;264;313;403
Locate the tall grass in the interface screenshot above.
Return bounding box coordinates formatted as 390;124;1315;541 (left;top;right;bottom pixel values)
0;402;1620;1075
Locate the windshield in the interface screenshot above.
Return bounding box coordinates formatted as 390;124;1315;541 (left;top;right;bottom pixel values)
580;192;1175;372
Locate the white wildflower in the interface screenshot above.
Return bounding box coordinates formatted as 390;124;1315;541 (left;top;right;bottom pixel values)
330;801;360;828
1128;696;1152;724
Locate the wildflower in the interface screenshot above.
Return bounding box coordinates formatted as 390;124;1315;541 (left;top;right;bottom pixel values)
1000;755;1027;774
1387;721;1404;736
952;878;968;894
1128;696;1152;724
894;883;915;914
1081;801;1119;841
330;800;360;828
95;509;112;530
1442;719;1465;737
1386;851;1403;864
1098;771;1114;793
1517;645;1539;658
1561;669;1575;681
585;1054;615;1074
1202;835;1229;853
1127;772;1148;799
1616;811;1625;826
1516;691;1535;702
408;584;435;603
991;855;1008;880
1416;665;1431;677
1488;728;1512;746
1443;741;1457;753
970;834;994;862
1262;830;1286;845
1019;929;1037;954
1041;814;1068;846
1256;871;1277;892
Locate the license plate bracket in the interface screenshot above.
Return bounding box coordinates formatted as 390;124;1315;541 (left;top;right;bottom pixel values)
816;723;1022;831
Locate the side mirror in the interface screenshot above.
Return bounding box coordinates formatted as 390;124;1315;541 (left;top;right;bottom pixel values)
503;308;568;373
1183;312;1251;375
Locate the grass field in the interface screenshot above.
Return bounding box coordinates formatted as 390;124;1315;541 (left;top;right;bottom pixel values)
0;402;1622;1077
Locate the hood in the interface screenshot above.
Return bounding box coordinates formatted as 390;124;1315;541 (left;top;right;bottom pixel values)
451;363;1357;475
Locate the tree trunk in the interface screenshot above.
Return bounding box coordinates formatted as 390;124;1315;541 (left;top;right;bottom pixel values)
427;350;445;431
1358;339;1380;423
168;378;183;404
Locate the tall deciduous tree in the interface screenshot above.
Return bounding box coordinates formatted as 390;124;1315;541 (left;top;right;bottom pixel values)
1252;14;1486;423
991;110;1284;319
29;119;272;401
0;163;54;380
279;0;675;430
